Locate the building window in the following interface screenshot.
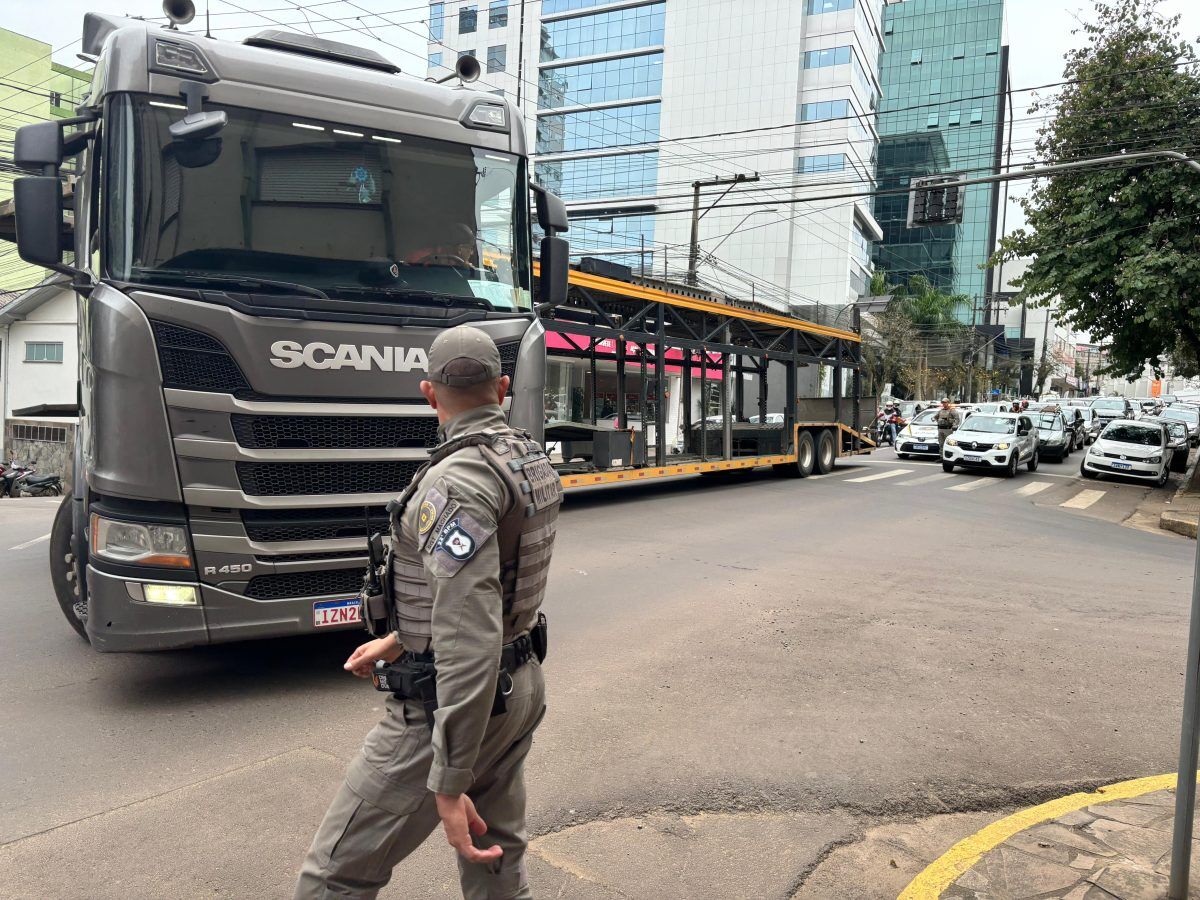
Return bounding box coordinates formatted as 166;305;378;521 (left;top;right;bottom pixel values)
459;49;477;61
536;101;661;154
910;49;922;65
803;46;852;69
952;44;965;59
926;113;938;129
947;110;961;126
800;99;850;122
534;151;659;201
460;5;478;34
970;107;984;123
796;153;846;174
428;51;443;70
540;3;666;63
487;44;507;73
429;2;444;40
929;78;941;95
24;342;63;363
806;0;853;12
49;91;62;108
12;424;67;443
489;0;508;28
538;52;664;109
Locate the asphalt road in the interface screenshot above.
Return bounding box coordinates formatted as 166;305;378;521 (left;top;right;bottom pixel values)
1;448;1197;898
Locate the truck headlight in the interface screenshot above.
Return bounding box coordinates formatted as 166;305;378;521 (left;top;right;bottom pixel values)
142;584;198;606
90;514;193;568
947;438;958;446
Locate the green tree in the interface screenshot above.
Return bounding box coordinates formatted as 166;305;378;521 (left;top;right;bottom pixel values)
991;0;1200;378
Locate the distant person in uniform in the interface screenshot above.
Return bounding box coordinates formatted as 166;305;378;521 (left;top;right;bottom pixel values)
935;397;959;448
296;325;562;900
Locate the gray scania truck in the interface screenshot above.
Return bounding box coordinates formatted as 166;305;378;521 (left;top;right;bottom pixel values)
10;8;569;651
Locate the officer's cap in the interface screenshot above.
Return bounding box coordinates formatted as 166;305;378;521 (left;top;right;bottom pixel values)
426;325;502;386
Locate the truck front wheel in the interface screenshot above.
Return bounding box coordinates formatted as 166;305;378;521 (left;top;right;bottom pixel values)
49;491;88;641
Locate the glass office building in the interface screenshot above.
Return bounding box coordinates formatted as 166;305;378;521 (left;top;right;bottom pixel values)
873;0;1007;317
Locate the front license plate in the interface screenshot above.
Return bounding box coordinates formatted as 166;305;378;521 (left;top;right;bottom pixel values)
914;443;930;450
313;598;361;628
1111;461;1133;470
964;454;982;462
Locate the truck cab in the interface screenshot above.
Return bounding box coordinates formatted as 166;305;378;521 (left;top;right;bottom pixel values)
11;11;568;650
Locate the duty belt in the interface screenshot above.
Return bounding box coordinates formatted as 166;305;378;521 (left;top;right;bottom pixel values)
371;613;548;727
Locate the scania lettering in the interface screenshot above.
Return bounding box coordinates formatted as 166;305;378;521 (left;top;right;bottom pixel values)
268;341;431;372
9;6;569;650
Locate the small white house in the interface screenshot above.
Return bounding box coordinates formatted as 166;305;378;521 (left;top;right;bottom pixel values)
0;277;78;485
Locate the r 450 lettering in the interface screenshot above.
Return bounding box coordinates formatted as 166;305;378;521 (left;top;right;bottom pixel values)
203;563;252;575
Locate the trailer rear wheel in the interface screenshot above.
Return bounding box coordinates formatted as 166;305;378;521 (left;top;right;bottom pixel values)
816;430;836;474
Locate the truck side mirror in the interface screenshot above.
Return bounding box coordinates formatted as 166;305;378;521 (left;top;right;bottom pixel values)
538;236;569;309
13;176;66;268
14;121;63;169
533;187;569;234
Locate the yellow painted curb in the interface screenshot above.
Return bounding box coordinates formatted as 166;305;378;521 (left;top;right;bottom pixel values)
898;773;1183;899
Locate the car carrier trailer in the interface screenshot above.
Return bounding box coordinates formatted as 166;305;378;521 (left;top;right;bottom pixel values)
538;265;874;490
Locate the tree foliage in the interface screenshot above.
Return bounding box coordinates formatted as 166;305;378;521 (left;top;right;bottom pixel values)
991;0;1200;378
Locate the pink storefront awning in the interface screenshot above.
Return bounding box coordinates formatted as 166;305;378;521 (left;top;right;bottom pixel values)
546;332;726;380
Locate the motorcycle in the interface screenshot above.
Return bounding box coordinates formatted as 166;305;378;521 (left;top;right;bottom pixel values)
2;461;62;497
872;413;905;447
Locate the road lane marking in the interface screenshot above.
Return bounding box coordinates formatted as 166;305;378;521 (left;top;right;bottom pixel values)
947;477;992;492
1014;481;1053;496
898;472;955;486
1060;488;1106;509
9;533;50;550
844;468;913;483
869;457;1080;478
899;773;1178;900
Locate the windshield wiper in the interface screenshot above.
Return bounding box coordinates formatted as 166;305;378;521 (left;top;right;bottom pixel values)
329;285;497;311
130;268;330;300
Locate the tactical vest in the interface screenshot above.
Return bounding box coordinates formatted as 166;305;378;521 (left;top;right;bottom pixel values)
387;426;562;653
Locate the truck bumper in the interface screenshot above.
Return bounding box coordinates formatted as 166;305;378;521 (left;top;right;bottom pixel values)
85;566;362;652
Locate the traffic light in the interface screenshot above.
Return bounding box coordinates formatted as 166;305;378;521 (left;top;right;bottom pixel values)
906;175;966;227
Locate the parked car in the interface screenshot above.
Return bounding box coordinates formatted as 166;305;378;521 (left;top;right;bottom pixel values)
1081;419;1173;486
1144;418;1191;473
1066;401;1103;443
968;402;1014;415
1060;405;1088;451
895;408;943;458
1031;409;1073;462
1159;404;1200;447
1090;397;1136;428
942;412;1040;477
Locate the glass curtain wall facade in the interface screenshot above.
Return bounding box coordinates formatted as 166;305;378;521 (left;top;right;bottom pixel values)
873;0;1007;317
535;2;666;263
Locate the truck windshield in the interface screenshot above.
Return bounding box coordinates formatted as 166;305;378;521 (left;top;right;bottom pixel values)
105;94;531;311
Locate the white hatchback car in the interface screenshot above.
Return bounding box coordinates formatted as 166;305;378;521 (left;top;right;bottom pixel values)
895;408;942;458
1080;419;1173;486
942;412;1040;477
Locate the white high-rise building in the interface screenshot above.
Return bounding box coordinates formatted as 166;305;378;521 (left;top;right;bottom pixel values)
426;0;883;313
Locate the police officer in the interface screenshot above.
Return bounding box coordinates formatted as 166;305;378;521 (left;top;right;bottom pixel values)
296;325;562;899
935;396;959;448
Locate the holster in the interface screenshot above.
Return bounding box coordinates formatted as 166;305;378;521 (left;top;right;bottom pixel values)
372;616;551;728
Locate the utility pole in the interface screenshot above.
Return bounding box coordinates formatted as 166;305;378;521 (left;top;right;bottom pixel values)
687;172;759;285
1036;312;1051;399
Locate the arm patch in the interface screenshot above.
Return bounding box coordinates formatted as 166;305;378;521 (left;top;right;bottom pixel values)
426;508;495;577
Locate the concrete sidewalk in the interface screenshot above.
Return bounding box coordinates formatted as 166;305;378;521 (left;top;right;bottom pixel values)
1161;456;1200;538
930;784;1200;900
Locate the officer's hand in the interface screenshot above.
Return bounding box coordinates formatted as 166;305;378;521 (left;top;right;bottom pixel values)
343;634;402;677
436;792;502;864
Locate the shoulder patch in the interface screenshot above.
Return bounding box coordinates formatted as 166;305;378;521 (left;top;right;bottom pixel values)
426;508;495;577
416;485;455;545
417;499;437;535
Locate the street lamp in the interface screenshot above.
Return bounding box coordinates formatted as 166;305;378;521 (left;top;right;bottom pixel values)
697;208;780;265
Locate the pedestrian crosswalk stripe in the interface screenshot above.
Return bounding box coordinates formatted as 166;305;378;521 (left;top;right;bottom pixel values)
1061;488;1106;509
947;477;992;492
898;472;956;486
845;468;914;483
1015;481;1053;497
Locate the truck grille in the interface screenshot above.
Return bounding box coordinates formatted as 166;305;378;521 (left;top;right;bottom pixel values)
244;567;363;600
237;460;422;496
242;506;389;542
498;341;518;380
152;321;252;395
231;414;439;450
254;549;368;563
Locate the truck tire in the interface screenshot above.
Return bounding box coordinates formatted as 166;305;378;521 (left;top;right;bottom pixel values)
775;432;816;478
49;491;88;641
816;430;836;474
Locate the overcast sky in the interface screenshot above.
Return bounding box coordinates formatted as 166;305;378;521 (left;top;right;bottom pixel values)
3;0;1198;241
